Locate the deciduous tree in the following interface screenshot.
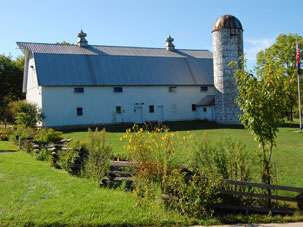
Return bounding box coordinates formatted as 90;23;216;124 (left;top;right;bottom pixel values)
0;55;25;121
256;34;303;121
231;57;287;188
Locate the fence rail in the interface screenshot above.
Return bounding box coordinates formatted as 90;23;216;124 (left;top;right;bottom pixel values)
103;160;303;214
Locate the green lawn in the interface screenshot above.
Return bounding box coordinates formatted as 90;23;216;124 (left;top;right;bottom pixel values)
0;151;190;226
0;140;17;151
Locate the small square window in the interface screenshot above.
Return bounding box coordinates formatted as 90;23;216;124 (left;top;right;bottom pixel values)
169;87;177;93
114;87;123;93
203;107;207;112
116;106;121;114
77;107;83;116
149;105;154;113
200;86;208;92
192;104;196;111
74;87;84;93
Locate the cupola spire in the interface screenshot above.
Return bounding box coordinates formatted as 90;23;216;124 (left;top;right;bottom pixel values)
77;29;88;47
165;35;175;51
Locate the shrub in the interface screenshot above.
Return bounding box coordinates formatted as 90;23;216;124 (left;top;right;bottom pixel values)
35;148;51;161
0;127;13;141
11;126;36;152
57;140;86;174
11;125;36;141
190;135;258;208
83;128;112;183
123;125;192;203
8;100;43;127
191;135;254;182
163;169;221;218
34;128;63;143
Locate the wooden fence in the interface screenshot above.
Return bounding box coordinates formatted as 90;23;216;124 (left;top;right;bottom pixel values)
102;160;303;214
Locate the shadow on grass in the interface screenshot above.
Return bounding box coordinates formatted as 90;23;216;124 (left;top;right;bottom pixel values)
0;150;17;153
57;120;245;133
281;122;302;129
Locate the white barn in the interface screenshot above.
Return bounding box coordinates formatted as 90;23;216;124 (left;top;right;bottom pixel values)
17;15;243;128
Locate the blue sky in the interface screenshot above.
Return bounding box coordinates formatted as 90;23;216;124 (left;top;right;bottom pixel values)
1;0;303;69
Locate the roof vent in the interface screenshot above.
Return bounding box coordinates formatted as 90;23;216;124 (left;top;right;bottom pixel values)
77;30;88;47
165;35;175;51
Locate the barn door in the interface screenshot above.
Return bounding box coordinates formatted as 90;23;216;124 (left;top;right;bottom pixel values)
134;107;143;124
157;106;164;122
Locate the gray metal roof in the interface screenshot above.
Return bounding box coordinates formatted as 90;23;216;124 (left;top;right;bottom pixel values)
17;42;214;86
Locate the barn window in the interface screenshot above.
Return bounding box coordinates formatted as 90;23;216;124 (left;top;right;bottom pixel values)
74;87;84;93
77;107;83;116
114;87;123;93
203;107;207;112
171;104;177;113
200;86;208;92
169;87;177;93
192;104;196;111
116;106;121;114
149;105;154;113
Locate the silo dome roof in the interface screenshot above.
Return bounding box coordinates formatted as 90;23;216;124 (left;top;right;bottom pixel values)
212;15;243;32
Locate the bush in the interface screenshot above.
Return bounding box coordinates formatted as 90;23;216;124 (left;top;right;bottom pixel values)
164;169;221;218
8;100;43;127
123;125;192;203
190;135;258;208
57;140;86;174
191;135;254;182
83;128;112;183
0;127;13;141
11;125;36;141
35;148;51;161
34;128;63;143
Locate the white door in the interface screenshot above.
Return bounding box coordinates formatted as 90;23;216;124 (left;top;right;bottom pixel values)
134;107;143;124
157;106;164;122
197;106;213;121
197;106;204;120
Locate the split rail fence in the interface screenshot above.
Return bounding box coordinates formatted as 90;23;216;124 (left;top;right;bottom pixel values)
102;160;303;214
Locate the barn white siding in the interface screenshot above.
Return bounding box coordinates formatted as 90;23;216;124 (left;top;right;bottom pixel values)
26;57;42;109
41;86;215;127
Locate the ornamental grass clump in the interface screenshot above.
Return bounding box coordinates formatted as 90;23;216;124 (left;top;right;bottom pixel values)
191;135;254;182
83;128;112;184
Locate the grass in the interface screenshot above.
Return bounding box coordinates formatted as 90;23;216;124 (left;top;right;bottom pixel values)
0;151;191;226
0;140;17;151
1;121;303;226
1;144;303;226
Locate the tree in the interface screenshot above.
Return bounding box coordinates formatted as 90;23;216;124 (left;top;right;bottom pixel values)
231;57;287;188
0;55;25;121
256;34;303;121
55;41;72;45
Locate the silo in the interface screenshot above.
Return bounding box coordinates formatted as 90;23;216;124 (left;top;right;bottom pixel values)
212;15;243;124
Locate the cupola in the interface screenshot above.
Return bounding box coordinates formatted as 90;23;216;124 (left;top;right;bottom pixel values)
165;35;175;51
77;30;88;47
